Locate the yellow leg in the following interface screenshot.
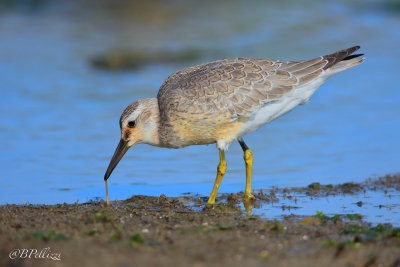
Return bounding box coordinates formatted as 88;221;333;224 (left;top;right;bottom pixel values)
207;149;227;205
244;149;255;200
238;138;255;201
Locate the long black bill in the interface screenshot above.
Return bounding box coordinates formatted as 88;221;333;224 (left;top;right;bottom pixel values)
104;139;129;181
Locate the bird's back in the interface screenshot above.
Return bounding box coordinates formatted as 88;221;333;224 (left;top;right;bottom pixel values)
157;46;364;148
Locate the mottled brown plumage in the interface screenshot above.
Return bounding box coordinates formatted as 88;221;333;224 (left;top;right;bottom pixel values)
155;46;363;148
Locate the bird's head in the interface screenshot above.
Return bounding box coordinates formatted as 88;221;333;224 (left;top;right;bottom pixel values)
104;98;159;181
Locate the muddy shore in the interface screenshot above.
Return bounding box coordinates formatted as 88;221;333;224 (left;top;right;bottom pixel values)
1;175;399;267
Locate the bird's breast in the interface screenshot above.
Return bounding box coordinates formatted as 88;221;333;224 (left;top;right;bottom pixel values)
159;111;244;148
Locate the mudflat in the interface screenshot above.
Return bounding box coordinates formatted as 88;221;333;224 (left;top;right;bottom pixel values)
1;175;399;267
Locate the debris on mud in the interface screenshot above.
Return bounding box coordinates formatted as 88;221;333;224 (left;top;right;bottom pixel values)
0;174;399;267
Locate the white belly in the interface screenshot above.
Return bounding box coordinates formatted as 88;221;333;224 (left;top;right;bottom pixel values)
239;77;326;137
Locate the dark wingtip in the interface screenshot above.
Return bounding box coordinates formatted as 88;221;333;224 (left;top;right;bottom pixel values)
323;45;363;70
343;53;364;60
348;45;361;52
342;45;361;55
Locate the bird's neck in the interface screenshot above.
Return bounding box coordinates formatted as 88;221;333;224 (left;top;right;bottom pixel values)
141;98;162;147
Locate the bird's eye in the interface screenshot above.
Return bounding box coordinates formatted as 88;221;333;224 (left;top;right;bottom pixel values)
127;121;136;128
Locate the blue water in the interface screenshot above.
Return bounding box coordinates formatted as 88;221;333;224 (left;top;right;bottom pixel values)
251;189;400;226
1;0;399;212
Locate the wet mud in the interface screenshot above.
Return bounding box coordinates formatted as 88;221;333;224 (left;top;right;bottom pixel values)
1;175;399;267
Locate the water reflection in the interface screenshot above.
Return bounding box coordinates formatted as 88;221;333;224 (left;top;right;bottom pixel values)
249;189;400;226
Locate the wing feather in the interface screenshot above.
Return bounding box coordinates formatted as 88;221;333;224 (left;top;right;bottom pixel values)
157;46;361;123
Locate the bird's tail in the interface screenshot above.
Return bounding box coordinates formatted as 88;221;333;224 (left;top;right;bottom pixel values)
323;46;365;75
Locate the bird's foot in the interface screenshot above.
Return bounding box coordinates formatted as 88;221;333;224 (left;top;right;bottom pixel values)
243;193;255;215
244;193;255;201
204;198;216;211
206;198;216;206
243;195;255;216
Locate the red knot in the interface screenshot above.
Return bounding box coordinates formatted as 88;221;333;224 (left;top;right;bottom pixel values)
104;46;364;206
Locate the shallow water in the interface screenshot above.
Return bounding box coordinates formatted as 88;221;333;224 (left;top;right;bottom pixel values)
251;188;400;226
1;0;399;226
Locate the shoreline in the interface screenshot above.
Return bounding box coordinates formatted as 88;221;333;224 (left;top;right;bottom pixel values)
1;175;399;266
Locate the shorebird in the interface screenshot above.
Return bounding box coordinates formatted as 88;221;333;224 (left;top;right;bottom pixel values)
104;46;364;206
